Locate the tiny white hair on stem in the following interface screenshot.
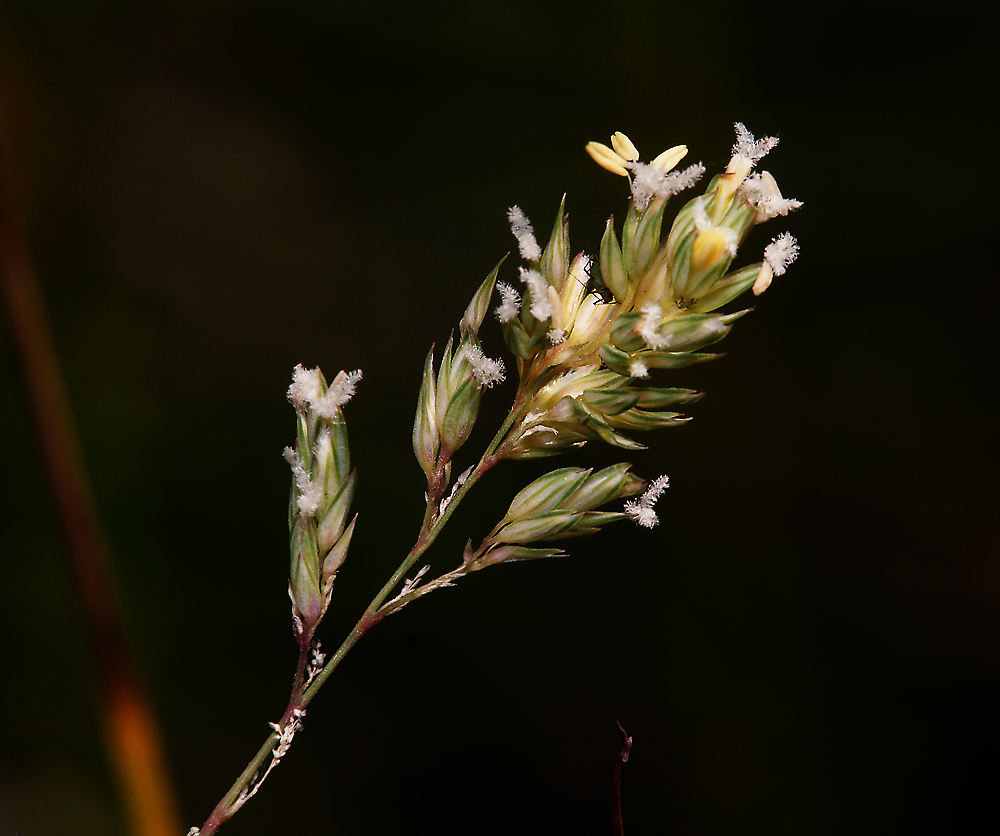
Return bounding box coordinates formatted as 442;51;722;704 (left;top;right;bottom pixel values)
231;708;307;815
465;344;505;387
508;206;542;261
494;281;521;322
548;328;566;344
399;564;431;598
519;267;553;320
269;709;305;759
624;474;670;528
305;641;326;687
764;232;799;277
439;465;474;514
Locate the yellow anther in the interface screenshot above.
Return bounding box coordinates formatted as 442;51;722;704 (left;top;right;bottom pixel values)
651;144;688;172
585;141;630;177
610;131;640;162
691;229;729;272
752;262;773;295
716;154;754;210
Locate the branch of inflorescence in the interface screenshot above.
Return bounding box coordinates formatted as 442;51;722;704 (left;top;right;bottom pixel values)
193;121;803;835
193;393;531;836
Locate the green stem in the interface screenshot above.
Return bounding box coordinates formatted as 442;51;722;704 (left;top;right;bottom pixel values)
196;389;533;835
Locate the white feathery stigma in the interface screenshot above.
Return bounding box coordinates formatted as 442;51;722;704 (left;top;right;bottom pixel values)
732;123;779;165
287;365;322;408
717;123;781;210
629;357;649;379
508;206;542;261
630;162;706;212
311;370;362;419
519;267;553;320
283;447;323;517
638;302;666;349
624;475;670;528
465;344;505;388
494;282;521;322
764;233;799;277
742;171;802;221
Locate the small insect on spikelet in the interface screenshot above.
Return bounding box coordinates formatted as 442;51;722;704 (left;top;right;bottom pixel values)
583;256;616;305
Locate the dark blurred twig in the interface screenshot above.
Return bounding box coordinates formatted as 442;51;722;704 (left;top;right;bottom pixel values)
612;719;632;836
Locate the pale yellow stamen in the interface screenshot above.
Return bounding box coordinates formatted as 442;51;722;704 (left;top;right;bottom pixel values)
651;144;688;172
534;364;603;410
631;250;668;312
691;229;729;272
547;285;564;331
752;262;773;295
567;295;614;346
610;131;640;162
715;154;754;215
561;257;587;310
585;141;629;176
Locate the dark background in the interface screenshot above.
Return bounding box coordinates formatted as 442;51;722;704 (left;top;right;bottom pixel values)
1;2;996;834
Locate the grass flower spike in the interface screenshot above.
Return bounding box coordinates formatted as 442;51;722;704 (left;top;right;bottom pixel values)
191;122;803;835
483;124;801;462
285;366;360;642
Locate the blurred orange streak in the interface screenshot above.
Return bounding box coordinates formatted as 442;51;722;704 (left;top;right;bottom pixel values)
1;80;181;836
